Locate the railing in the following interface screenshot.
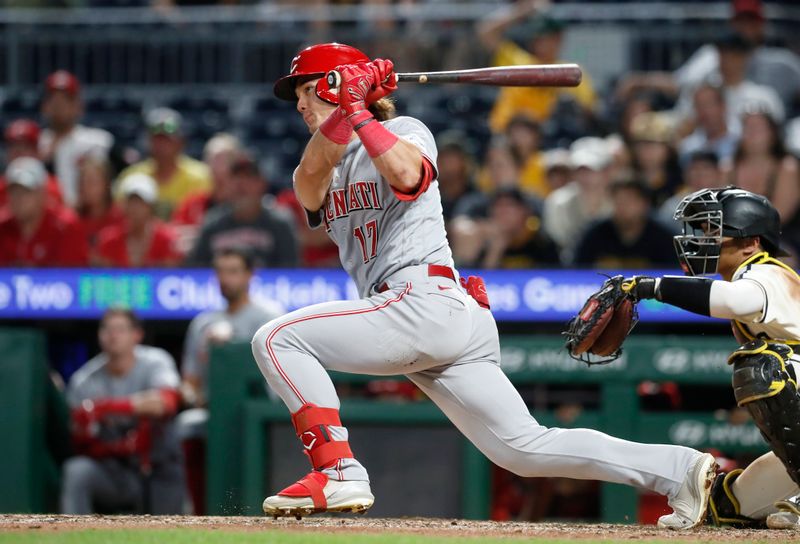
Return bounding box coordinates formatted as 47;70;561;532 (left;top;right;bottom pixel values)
1;2;799;90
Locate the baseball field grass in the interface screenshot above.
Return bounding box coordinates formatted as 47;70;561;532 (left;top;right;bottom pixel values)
3;515;800;543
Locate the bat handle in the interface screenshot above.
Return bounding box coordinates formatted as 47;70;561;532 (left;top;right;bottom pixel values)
326;70;396;92
326;70;341;89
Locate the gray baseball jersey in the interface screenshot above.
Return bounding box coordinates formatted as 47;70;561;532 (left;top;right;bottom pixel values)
305;116;453;297
183;301;282;396
67;345;181;464
253;113;703;502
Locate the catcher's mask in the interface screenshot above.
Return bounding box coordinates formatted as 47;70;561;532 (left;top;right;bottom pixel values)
673;186;788;276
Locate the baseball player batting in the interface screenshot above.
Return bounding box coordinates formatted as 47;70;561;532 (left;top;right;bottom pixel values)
250;42;716;528
620;187;800;530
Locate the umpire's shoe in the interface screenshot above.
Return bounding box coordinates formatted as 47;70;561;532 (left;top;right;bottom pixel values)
706;469;763;528
767;497;800;530
263;471;374;519
657;453;718;530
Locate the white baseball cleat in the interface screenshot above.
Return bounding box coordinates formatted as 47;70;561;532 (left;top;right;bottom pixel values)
657;453;718;530
766;498;800;530
263;471;374;519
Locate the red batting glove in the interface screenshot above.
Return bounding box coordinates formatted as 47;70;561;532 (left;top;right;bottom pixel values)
336;63;376;118
366;59;398;104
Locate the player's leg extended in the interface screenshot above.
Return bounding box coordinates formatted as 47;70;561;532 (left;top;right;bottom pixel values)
250;279;471;517
407;308;715;530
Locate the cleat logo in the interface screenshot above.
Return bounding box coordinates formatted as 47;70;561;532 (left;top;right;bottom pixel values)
301;431;317;450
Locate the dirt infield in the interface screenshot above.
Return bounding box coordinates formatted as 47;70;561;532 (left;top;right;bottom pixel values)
2;514;800;541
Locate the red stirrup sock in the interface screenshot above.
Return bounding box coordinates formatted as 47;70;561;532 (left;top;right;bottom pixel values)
291;403;354;471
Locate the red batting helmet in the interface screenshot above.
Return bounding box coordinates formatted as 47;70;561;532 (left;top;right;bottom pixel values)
273;43;370;103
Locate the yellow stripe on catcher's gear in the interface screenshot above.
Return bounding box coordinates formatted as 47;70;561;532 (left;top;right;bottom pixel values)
728;338;800;488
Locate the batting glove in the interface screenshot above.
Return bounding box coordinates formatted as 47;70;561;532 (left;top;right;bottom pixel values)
365;58;398;104
336;62;376;118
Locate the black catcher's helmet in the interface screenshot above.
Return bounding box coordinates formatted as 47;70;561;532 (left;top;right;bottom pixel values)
673;186;788;275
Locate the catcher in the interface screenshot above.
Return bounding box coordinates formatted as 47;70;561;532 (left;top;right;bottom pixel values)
568;186;800;529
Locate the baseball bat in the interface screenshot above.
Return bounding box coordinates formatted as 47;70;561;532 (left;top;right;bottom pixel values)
325;63;582;90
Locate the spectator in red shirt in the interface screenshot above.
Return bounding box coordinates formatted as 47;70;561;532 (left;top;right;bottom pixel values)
76;155;124;250
171;133;240;255
172;133;240;228
0;157;88;267
0;119;63;208
94;174;182;268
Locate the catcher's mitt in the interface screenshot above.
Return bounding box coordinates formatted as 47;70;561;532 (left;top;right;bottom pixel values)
563;275;639;365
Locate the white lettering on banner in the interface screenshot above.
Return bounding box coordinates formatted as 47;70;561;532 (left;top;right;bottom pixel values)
709;424;765;447
12;275;73;310
655;348;730;374
157;276;223;312
670;420;707;446
670;420;765;448
252;276;345;310
0;282;10;309
522;278;599;312
484;283;520;312
499;347;628;372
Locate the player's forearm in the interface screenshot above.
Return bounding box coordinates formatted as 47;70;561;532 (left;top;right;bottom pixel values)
626;276;765;319
130;388;181;418
370;138;424;194
295;131;347;211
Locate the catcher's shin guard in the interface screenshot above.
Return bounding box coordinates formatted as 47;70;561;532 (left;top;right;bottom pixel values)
729;340;800;488
705;469;763;527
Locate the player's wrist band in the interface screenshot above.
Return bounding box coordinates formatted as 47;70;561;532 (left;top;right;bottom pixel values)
318;109;353;145
657;276;713;316
348;110;398;158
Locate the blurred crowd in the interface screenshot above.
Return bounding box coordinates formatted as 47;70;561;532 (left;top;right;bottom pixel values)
12;0;800;520
3;1;800;273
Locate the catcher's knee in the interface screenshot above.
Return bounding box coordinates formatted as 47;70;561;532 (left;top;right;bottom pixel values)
729;339;800;486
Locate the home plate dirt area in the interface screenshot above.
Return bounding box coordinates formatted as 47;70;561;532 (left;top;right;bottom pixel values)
3;514;800;542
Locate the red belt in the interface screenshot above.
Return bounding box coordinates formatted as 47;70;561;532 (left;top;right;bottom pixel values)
376;264;455;293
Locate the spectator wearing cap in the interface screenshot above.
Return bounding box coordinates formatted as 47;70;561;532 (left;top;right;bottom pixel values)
542;137;613;263
185;153;297;268
658;151;726;228
38;70;113;208
477;3;596;132
573;179;676;269
628;112;683;207
117;108;211;220
0;119;63;208
676;0;800;114
0;157;88;267
94;174;183;268
618;1;800;120
678;83;740;167
661;31;784;133
76;155;124;250
451;187;559;269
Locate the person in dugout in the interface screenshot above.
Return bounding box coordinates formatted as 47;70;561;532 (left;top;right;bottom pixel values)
60;308;185;514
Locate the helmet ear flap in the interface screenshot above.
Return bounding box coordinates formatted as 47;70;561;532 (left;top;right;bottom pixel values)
314;77;339;105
